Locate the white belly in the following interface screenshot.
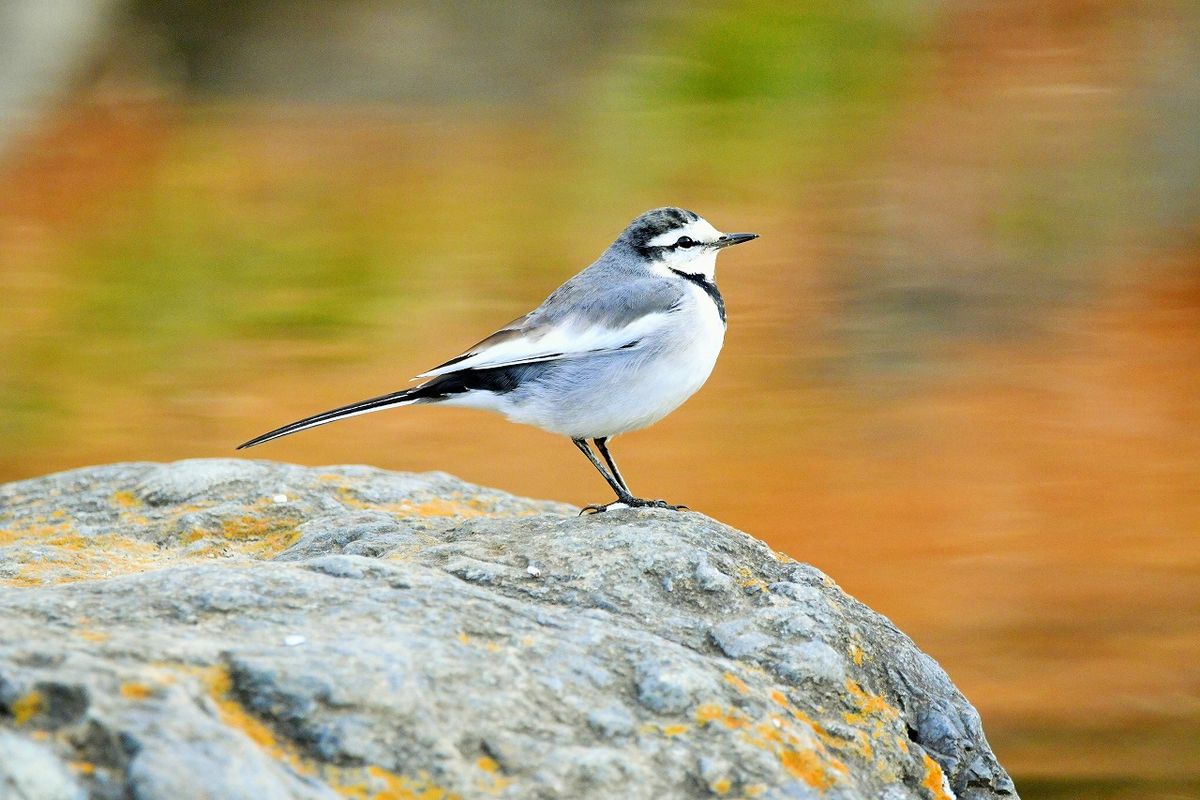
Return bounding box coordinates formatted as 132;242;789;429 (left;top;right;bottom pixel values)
494;283;727;438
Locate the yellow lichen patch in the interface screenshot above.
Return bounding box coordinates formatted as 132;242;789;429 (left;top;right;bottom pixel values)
744;784;766;797
76;628;109;643
724;672;750;695
710;776;732;794
69;761;96;776
11;691;43;726
662;724;689;737
121;682;154;700
921;753;954;800
112;490;139;508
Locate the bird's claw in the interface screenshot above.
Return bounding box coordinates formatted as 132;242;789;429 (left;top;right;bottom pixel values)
578;498;688;515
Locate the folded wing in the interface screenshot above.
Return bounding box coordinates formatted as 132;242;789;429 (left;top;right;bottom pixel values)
418;282;682;378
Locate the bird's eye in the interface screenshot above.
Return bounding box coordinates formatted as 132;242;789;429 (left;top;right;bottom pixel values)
675;236;695;248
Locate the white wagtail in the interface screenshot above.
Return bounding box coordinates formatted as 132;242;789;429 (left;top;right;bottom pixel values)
238;207;758;513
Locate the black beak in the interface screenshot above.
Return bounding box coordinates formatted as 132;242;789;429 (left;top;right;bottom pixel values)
714;232;759;249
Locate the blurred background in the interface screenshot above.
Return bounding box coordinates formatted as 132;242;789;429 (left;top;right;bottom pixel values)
1;1;1197;797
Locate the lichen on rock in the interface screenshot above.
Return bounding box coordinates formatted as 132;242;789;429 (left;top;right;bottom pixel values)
0;459;1017;799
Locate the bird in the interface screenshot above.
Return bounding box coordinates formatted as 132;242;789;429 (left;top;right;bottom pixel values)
238;207;758;513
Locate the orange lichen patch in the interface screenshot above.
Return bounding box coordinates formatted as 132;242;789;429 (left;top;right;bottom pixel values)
121;682;154;700
710;776;732;794
402;498;490;518
849;644;865;666
112;490;139;508
210;515;302;559
473;757;511;793
69;761;96;775
780;748;836;789
724;672;750;695
202;666;283;753
11;691;43;725
330;485;493;519
0;522;72;545
4;533;157;586
335;764;461;800
76;628;109;643
744;784;766;797
713;686;852;791
734;566;769;593
662;724;689;737
160;664;462;798
219;515;282;540
921;753;954;800
843;679;901;731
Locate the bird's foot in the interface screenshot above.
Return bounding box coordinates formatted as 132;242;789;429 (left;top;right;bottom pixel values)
579;497;689;515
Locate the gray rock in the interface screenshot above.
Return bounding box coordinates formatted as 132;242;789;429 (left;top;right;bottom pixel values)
0;729;85;800
0;459;1017;799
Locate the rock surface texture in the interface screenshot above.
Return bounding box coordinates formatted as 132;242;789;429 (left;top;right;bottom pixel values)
0;460;1017;800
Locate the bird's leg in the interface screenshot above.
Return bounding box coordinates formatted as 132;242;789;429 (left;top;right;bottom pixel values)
580;438;688;514
573;438;635;514
593;437;631;495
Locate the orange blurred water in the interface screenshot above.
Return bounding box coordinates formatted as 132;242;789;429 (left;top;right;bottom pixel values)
1;3;1198;796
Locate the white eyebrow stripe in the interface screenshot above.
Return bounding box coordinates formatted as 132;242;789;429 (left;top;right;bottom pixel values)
646;218;723;248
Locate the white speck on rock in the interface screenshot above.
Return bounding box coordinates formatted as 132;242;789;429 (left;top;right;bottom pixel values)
283;635;306;647
272;494;288;504
526;564;542;577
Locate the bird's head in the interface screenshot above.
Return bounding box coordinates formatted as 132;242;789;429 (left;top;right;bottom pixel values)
620;207;758;280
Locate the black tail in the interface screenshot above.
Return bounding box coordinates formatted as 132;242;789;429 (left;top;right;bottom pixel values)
236;387;420;449
236;360;551;450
